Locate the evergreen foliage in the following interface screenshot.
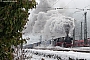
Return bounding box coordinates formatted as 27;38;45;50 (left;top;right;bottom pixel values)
0;0;36;60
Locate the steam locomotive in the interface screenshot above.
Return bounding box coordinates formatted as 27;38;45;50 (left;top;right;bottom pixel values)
54;37;73;48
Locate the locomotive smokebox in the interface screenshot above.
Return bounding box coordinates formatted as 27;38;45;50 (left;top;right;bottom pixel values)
63;24;72;47
64;24;70;37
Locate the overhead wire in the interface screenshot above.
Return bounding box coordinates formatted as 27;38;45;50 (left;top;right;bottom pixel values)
78;14;84;22
72;0;77;8
68;11;81;17
84;5;90;8
36;7;90;10
63;0;73;8
49;0;60;7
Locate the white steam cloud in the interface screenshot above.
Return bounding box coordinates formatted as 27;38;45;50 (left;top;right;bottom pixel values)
24;0;75;40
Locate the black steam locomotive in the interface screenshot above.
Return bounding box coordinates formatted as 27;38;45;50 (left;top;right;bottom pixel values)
54;37;73;48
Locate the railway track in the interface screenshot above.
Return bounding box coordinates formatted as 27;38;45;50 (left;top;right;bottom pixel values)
34;47;90;53
23;48;90;60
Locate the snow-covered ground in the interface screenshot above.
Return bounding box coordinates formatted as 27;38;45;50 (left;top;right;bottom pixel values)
14;46;90;60
24;52;57;60
23;47;90;60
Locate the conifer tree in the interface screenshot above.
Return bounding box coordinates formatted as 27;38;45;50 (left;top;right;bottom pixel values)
0;0;36;60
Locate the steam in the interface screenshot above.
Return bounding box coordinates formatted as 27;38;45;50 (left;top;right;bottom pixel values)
34;0;52;14
24;0;75;40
